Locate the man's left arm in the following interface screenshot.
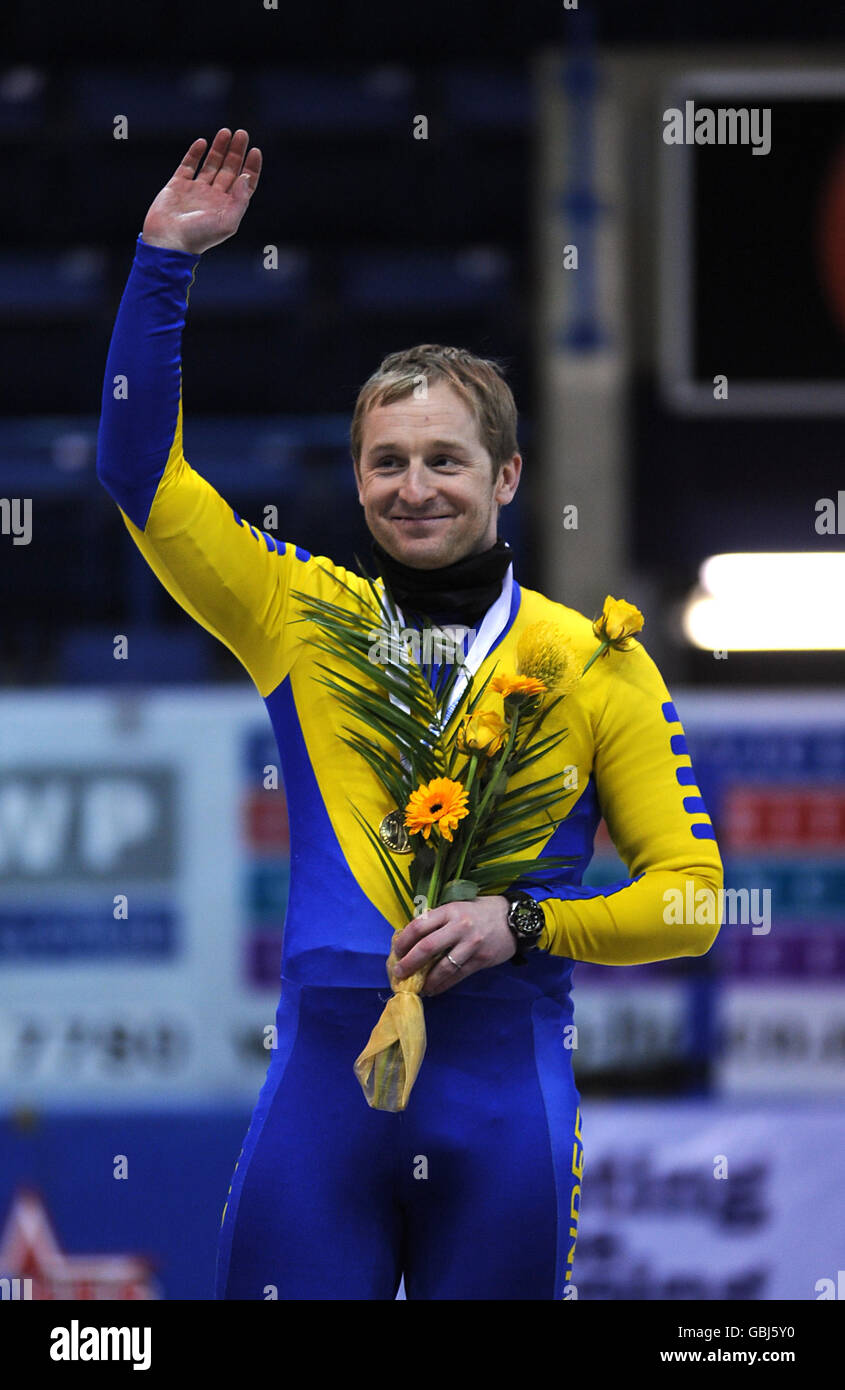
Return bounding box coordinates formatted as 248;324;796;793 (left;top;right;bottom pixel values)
536;641;724;965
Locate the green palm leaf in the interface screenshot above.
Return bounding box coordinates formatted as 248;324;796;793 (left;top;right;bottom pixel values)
350;803;415;921
469;853;580;892
338;733;407;807
289;566;586;922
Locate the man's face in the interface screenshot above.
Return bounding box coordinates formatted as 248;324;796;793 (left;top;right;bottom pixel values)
354;380;521;569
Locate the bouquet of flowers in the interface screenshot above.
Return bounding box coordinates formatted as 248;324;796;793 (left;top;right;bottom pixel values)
291;566;643;1111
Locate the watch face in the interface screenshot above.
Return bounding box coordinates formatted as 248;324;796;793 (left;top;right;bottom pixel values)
511;900;542;937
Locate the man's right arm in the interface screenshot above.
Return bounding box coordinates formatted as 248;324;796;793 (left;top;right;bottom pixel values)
96;129;308;696
97;234;302;694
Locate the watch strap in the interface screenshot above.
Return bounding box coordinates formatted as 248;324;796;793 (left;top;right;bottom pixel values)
503;888;546;963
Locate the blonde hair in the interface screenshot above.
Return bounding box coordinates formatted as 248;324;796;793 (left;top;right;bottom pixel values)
350;344;519;476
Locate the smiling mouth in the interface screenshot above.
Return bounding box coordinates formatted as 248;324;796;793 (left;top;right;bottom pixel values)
391;516;451;523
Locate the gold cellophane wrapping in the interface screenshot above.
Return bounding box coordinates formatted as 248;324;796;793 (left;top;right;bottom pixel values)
353;929;434;1111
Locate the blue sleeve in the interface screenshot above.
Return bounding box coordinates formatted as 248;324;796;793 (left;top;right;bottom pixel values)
93;233;368;699
96;234;201;529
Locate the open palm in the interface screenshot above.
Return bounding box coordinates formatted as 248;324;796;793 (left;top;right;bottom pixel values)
141;128;263;255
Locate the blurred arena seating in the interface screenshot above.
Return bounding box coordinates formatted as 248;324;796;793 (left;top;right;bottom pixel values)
0;62;532;683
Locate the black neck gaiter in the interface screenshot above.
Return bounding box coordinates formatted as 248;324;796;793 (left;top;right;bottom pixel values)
369;536;513;628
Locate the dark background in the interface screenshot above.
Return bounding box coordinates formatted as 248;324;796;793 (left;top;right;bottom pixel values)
1;0;843;685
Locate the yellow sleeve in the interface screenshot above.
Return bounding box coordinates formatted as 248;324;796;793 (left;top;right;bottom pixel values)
539;641;724;965
118;393;318;698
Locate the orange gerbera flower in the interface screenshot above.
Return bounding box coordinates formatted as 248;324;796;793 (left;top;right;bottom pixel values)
404;777;470;842
490;673;547;700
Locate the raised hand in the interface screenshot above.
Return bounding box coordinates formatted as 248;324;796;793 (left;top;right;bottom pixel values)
141;128;262;255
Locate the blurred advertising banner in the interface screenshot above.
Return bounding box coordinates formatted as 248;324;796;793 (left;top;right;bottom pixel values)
0;1100;839;1300
0;1110;251;1299
575;1100;845;1301
0;689;843;1109
0;690;280;1110
575;691;845;1095
0;689;842;1300
683;694;845;1097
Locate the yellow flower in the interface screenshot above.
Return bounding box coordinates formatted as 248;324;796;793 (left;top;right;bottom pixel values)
455;710;508;757
592;596;644;651
404;776;470;842
490;673;547;701
516;621;581;696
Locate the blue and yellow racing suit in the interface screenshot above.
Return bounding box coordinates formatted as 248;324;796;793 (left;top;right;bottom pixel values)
96;236;723;1299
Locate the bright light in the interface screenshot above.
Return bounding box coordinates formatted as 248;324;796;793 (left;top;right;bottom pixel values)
683;552;845;651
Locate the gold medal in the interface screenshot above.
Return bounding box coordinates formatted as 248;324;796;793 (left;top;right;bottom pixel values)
378;809;412;854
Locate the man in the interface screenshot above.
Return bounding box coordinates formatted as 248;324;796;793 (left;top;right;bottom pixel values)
96;128;723;1299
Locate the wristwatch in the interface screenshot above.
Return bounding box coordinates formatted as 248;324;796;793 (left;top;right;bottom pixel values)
503;888;546;965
